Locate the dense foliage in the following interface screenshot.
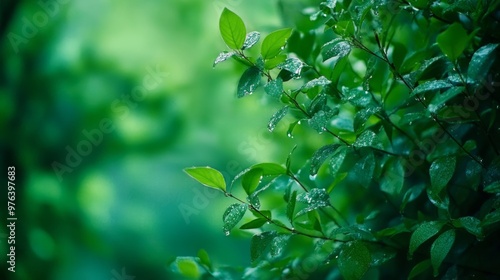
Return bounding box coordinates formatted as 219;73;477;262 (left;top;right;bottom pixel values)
173;0;500;279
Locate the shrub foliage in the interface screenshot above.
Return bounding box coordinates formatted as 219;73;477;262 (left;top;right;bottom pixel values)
173;1;500;279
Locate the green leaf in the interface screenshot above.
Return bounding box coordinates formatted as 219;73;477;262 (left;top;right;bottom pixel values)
308;94;327;115
242;31;260;50
467;43;499;83
452;217;483;238
261;28;293;59
380;158;405;196
223;203;248;234
264;78;283;99
431;229;456;276
429;156;456;194
268;106;289;132
242;168;263;195
240;218;267;229
352;151;376;188
237;66;261;98
296;188;330;217
278;57;305;77
330;146;348;174
251;163;286;176
287;190;297;222
409;221;446;257
428;87;464;113
213;51;236;67
175;257;200;278
219;8;246;49
270;233;289;257
484;182;500;193
184;167;226;192
264;54;287;69
251;231;277;263
333;20;356;37
302;76;331;90
197;249;212;270
322;39;351;61
354;130;382;148
411;80;453;97
310;144;341;176
338;241;371;280
308;109;337;132
437;22;470;61
408;259;431;279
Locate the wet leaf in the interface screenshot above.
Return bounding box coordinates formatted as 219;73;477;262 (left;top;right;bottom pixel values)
268;106;289;132
430;229;455;276
302;76;331;90
213;51;236;67
338;241;371;280
251;231;277;263
322;39;351;61
310;144;341;176
223;203;248;234
296;188;330;216
409;221;446;257
242;168;263;195
411;80;453;97
237;66;261;97
242;31;261;50
264;78;283;99
278;57;305;77
429;156;456;194
468;43;498;83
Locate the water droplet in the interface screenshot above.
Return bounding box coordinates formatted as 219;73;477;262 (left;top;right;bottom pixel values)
309;174;317;181
225;231;230;236
409;121;413;125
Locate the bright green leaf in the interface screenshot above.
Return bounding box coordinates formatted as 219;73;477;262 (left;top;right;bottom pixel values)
175;257;200;278
430;229;455;276
219;8;247;49
240;218;267;229
184;167;226;192
437;23;470;61
197;249;212;270
242;168;263;195
287;190;297;222
261;28;293;59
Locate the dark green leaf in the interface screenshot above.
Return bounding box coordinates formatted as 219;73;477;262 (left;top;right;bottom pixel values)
437;22;470;61
411;80;453;97
240;218;267;229
310;144;341;176
270;234;289;257
237;66;261;98
308;94;327;115
261;28;293;59
428;87;464;113
380;158;405;196
429;156;456;194
409;221;446;257
268;106;289;132
467;43;499;83
296;188;330;216
338;241;371;280
330;146;348;174
242;31;260;50
223;203;247;234
278;57;305;77
242;168;263;195
251;231;277;263
452;216;483;238
354;130;382;148
484;182;500;193
219;8;246;49
184;167;226;192
264;78;283;99
430;229;455;276
408;259;431;279
352;151;375;188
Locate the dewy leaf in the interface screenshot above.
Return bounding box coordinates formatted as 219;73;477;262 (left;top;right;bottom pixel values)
222;203;248;234
278;57;305;77
352;152;375;188
453;216;483;238
428;86;464;113
429;156;456;194
242;31;260;50
219;8;246;49
330;146;348;174
213;51;236;67
431;229;456;276
237;66;261;98
287;190;297;222
242;168;263;195
261;28;293;59
411;80;453;97
264;78;283;99
302;76;331;90
270;234;290;257
468;44;498;83
354;130;382;149
308;94;327;115
268;106;289;132
409;221;446;257
184;167;226;192
437;22;470;61
251;231;277;263
322;39;351;61
175;257;200;278
296;188;330;217
338;241;371;280
380;158;405;196
310;144;341;176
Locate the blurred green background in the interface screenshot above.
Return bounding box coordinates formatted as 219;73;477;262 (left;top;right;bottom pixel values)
0;0;315;279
